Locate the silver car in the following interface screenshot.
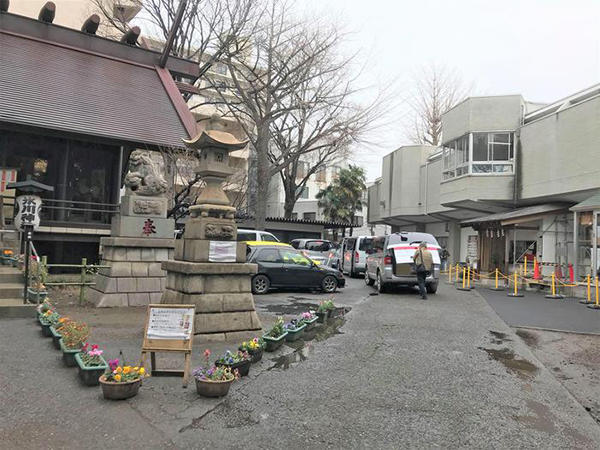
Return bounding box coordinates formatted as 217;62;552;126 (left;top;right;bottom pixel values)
364;232;441;294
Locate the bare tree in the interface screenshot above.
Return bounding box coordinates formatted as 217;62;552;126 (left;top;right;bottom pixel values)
405;64;472;146
92;0;256;80
208;0;364;229
269;71;382;218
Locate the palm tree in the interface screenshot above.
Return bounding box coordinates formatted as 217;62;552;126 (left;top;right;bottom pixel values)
317;165;366;236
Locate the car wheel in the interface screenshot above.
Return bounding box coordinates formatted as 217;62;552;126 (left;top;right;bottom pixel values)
426;282;438;294
376;271;386;293
251;274;270;295
322;275;337;293
365;271;375;286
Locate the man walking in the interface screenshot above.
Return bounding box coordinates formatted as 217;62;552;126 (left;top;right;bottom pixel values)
413;241;433;300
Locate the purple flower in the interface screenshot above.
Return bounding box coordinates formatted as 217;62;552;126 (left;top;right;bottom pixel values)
108;358;119;371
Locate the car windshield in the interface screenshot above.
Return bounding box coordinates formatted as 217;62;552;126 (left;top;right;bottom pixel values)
389;233;439;246
280;249;312;266
306;240;329;251
261;233;279;242
358;238;373;251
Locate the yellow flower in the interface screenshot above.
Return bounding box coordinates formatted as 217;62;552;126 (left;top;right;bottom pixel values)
133;366;139;371
139;367;145;375
123;366;131;374
116;366;122;373
114;374;121;382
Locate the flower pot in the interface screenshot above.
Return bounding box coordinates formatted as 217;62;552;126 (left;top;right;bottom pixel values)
27;288;48;302
49;326;62;350
328;308;343;319
316;311;328;324
99;375;141;400
75;353;108;386
285;323;307;342
263;332;288;352
302;316;318;330
40;321;53;337
215;358;251;377
195;377;234;398
249;348;263;363
59;338;81;367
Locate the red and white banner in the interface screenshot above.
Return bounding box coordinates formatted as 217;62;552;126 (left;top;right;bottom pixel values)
0;169;17;192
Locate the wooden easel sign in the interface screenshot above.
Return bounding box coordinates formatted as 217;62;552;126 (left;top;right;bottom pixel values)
140;304;195;387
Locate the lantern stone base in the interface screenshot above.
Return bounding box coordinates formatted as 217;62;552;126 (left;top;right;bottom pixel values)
161;260;262;335
88;237;174;307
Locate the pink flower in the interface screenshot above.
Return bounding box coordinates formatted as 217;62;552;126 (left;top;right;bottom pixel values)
81;343;89;352
89;349;103;357
204;349;211;358
91;344;99;351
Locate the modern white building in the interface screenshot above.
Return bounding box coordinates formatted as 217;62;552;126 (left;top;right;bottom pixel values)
368;83;600;280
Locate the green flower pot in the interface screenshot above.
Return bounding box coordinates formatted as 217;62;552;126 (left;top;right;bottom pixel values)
27;288;48;303
59;339;81;367
49;326;62;350
75;353;108;386
263;332;288;352
316;311;328;324
285;323;306;342
302;316;318;330
40;320;53;337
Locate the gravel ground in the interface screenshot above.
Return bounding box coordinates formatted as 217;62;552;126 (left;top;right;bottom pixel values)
1;280;599;449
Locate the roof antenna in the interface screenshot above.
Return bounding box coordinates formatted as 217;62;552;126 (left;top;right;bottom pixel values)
81;14;100;34
38;1;56;23
121;26;141;45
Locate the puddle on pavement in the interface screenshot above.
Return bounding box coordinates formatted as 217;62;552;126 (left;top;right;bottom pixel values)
514;399;557;434
478;347;539;380
515;329;539;348
488;330;511;344
268;318;346;371
261;300;352;318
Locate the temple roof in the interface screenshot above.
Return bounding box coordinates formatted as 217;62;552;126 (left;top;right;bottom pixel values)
0;11;198;149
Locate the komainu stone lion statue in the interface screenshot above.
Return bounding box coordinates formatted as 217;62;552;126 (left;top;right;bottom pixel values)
124;150;168;197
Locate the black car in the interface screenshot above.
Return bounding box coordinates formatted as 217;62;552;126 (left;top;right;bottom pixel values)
247;244;345;294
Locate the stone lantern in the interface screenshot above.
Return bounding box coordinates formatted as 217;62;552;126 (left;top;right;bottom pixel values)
161;115;261;338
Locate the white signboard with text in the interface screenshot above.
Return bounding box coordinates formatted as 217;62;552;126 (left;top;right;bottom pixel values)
208;240;236;263
14;195;42;231
146;306;194;340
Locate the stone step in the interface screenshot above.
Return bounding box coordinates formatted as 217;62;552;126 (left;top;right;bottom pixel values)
0;283;25;298
0;272;23;283
0;300;36;318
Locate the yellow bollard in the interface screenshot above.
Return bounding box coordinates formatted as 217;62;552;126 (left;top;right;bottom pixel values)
581;275;591;304
457;266;471;291
467;264;471;288
462;267;466;289
545;272;564;299
490;267;503;291
524;256;528;276
590;277;600;309
508;271;523;297
495;269;499;288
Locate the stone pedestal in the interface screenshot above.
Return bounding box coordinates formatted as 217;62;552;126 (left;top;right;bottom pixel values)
160;115;261;337
89;151;174;307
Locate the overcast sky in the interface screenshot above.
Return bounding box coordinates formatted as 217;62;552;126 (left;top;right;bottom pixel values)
304;0;600;181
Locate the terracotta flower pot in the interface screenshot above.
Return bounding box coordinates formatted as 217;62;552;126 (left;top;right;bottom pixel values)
215;359;251;377
99;375;142;400
195;377;234;398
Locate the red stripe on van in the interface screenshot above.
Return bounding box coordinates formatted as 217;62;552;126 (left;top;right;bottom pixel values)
391;246;439;251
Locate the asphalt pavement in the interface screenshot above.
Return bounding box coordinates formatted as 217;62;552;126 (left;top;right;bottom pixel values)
477;286;600;334
1;279;599;449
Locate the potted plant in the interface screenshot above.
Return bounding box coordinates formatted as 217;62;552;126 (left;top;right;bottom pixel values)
99;359;146;400
1;249;14;265
299;311;318;330
27;280;48;303
262;318;288;352
193;349;236;398
59;321;89;367
215;350;252;377
284;319;307;342
316;300;334;323
239;337;265;363
40;310;60;337
37;299;53;318
50;317;70;350
75;343;108;386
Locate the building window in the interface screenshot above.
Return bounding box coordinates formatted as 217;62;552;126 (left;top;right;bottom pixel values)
296;186;309;199
316;165;326;182
296;161;308;179
303;212;316;221
443;132;513;179
291;212;298;220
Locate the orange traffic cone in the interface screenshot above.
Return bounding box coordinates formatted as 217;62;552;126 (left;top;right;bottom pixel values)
533;258;541;280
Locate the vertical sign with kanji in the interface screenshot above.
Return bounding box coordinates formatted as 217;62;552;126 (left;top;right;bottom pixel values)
14;195;42;231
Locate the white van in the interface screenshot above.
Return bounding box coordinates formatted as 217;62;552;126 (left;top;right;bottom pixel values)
236;229;280;242
340;236;374;277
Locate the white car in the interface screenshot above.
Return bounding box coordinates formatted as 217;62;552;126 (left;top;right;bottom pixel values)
236;229;280;243
340;236;374;277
